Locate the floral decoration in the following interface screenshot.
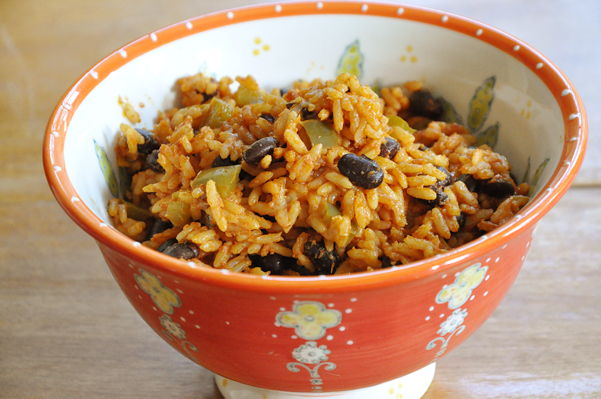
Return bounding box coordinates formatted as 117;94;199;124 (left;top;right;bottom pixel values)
94;139;118;197
427;263;489;362
336;39;364;78
160;314;186;340
135;269;181;314
135;269;198;361
436;263;488;309
277;301;342;340
437;308;468;336
292;341;331;364
278;301;342;391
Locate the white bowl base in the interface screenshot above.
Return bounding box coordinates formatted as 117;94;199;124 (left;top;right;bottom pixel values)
215;363;436;399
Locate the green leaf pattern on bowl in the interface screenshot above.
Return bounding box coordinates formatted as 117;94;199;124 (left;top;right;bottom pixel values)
336;40;364;79
93;139;118;198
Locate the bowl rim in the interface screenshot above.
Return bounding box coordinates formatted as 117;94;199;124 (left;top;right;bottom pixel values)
42;1;587;293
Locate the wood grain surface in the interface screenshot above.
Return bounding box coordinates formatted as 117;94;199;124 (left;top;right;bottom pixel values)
1;1;599;398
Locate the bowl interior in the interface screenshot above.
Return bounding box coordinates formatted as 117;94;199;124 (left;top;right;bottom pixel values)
54;5;579;246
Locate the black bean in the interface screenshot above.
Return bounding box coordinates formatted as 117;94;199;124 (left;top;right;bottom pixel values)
480;175;515;197
146;149;164;173
338;154;384;189
286;102;296;109
407;116;432;131
212;156;239;168
423;190;448;207
288;262;313;276
202;91;216;102
301;107;318;120
379;137;400;160
457;174;478;192
199;211;214;229
148;218;173;239
381;256;393;268
162;242;200;260
435;166;453;187
304;239;339;275
135;128;161;155
421;166;453;207
260;114;275;123
239;169;254;181
249;253;287;275
409;89;444;120
157;238;177;253
243;137;280;165
456;212;466;229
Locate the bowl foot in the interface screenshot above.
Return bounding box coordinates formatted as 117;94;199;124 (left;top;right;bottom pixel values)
215;363;436;399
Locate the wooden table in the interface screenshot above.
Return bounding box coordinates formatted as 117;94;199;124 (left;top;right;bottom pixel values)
1;1;600;398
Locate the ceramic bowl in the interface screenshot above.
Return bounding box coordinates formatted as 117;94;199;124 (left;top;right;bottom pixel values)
43;2;587;399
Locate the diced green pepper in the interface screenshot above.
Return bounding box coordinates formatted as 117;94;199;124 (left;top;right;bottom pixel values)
191;165;242;198
206;98;234;129
166;199;191;227
301;120;340;149
323;203;342;221
124;201;153;221
387;115;416;134
234;85;263;106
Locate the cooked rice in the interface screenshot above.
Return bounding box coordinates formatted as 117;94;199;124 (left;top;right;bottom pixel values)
110;72;529;275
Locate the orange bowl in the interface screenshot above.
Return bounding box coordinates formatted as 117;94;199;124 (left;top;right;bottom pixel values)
43;2;586;398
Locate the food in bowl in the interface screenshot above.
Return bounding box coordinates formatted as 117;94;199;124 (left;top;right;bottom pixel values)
109;72;529;275
43;2;586;396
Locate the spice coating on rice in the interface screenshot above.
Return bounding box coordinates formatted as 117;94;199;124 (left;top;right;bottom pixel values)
109;72;530;276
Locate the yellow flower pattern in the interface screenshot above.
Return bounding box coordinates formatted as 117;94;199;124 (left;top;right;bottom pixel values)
436;263;488;309
277;302;342;340
135;269;181;314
